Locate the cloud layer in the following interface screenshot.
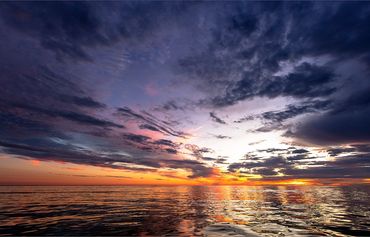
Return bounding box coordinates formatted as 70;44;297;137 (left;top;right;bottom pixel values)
1;1;370;182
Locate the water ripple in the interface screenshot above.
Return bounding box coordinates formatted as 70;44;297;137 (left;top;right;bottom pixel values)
0;185;369;236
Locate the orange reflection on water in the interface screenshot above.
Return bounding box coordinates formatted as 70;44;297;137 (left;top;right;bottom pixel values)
1;185;369;236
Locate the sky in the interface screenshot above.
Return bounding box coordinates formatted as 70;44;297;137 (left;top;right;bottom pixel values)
0;1;370;185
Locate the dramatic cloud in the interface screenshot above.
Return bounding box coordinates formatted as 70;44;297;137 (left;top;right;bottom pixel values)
290;90;370;145
0;1;194;61
177;1;370;148
228;146;370;179
261;100;330;124
11;102;123;128
1;1;370;183
211;63;336;107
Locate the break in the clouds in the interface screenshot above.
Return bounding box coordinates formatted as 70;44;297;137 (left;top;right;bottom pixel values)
0;1;370;183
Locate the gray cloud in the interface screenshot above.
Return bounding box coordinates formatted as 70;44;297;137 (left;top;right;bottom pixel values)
177;1;370;149
210;112;227;124
117;107;186;138
228;146;370;179
290;90;370;145
1;1;370;182
211;63;336;107
214;135;232;139
261;100;331;124
11;102;123;128
0;1;196;61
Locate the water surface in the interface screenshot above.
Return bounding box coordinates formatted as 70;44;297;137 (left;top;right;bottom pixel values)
0;185;369;236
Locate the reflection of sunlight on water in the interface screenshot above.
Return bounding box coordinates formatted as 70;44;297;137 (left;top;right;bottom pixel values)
0;185;369;236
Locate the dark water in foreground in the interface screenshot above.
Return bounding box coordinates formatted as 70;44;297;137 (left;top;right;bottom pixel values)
0;186;369;236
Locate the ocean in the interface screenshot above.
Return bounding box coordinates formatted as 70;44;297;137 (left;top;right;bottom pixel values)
0;185;369;236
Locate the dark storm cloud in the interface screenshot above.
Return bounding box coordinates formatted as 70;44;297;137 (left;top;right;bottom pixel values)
259;63;335;99
0;111;66;139
283;153;370;179
0;65;211;178
228;147;370;179
291;89;370;145
0;1;194;61
1;66;82;107
327;147;356;157
244;100;331;133
284;166;370;179
0;55;164;174
0;63;123;149
117;107;186;138
178;2;340;104
209;112;227;124
261;100;331;123
1;0;370;181
0;1;220;180
351;144;370;153
0;65;108;124
0;139;142;171
177;1;370;148
0;64;204;178
179;1;370;87
11;102;123;128
0;1;104;61
211;63;336;107
327;144;370;156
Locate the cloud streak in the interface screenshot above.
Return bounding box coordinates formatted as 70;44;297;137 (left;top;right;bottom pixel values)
1;1;370;183
210;112;227;124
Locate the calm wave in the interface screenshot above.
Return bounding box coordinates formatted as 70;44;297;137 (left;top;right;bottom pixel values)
0;185;369;236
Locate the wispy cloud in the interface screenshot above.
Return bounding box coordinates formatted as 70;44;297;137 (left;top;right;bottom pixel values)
1;1;370;183
209;112;227;124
